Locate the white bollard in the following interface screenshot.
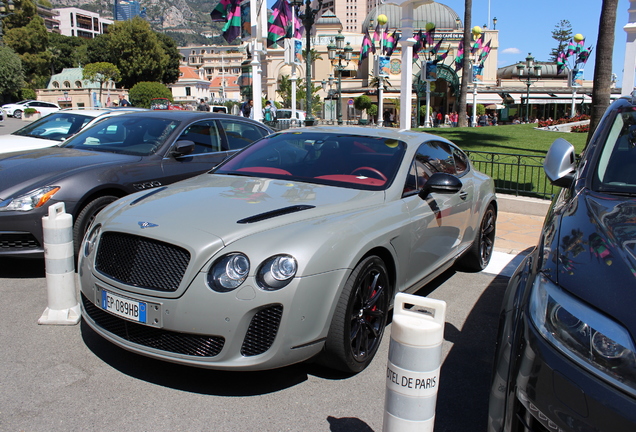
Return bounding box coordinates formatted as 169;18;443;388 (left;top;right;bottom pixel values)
383;293;446;432
38;202;81;325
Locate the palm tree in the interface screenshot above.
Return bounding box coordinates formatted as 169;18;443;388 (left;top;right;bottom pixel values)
587;0;619;145
457;0;472;127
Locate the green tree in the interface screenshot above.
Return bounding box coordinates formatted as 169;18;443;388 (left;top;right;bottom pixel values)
129;81;172;108
354;94;373;121
156;32;181;85
48;33;89;75
550;20;573;62
276;75;304;109
106;17;169;89
588;0;619;145
3;0;51;88
297;79;322;116
86;33;114;65
0;46;24;103
83;62;121;106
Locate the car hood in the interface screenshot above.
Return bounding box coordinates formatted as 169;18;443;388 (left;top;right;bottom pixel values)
0;147;141;198
98;174;385;248
0;134;61;155
546;190;636;330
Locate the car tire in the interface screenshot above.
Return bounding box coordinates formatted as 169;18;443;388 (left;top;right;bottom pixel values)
321;255;390;373
73;195;118;256
457;203;497;272
14;110;22;119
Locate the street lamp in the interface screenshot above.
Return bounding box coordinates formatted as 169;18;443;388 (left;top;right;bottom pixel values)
0;0;16;43
492;17;497;30
516;53;542;123
327;30;353;125
291;0;323;126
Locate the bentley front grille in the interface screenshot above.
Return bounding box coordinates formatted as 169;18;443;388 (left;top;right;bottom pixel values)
95;231;190;292
241;304;283;357
82;293;225;357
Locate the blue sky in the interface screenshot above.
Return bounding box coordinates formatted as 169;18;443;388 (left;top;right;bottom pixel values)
267;0;632;89
441;0;630;87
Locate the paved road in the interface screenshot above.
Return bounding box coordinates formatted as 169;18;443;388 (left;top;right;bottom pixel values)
0;118;528;431
0;116;26;134
0;253;523;432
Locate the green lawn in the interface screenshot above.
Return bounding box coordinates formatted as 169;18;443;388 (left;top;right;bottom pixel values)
413;123;588;155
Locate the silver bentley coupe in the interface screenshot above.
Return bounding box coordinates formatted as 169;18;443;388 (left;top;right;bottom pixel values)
78;126;497;373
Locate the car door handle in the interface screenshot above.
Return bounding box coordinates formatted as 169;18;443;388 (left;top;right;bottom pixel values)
459;191;468;200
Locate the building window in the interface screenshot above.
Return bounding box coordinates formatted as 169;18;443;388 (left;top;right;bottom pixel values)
64;81;71;88
75;81;82;88
53;81;60;88
185;87;191;96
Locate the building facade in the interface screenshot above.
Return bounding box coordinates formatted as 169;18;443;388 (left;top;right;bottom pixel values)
54;7;113;38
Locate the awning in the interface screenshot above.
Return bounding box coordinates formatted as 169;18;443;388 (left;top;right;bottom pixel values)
508;92;592;105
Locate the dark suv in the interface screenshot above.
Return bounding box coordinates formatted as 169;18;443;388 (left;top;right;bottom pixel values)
488;95;636;431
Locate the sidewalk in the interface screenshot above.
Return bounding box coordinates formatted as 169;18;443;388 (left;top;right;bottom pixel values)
495;211;545;254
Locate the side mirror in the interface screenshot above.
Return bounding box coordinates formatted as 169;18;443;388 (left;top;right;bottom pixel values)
544;138;576;188
172;140;195;157
418;172;463;199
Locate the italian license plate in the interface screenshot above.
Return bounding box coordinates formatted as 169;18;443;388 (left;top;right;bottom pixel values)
101;290;147;323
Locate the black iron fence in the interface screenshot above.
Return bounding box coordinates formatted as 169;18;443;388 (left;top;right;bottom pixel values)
465;150;556;200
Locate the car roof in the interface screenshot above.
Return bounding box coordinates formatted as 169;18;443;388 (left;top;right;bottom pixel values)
112;110;272;124
56;108;147;117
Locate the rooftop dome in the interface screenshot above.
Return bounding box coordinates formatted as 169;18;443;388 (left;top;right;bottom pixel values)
362;2;462;31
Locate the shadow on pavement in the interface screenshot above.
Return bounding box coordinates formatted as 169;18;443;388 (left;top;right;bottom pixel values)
327;415;374;431
434;274;508;431
0;257;45;278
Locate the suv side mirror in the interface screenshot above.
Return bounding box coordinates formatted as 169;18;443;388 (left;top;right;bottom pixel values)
418;172;463;199
544;138;576;188
172;140;195;157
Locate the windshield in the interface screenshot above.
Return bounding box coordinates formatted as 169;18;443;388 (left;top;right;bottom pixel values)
594;108;636;195
61;115;179;156
215;132;406;190
13;112;92;141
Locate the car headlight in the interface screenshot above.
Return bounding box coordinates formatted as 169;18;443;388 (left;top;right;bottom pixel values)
0;186;60;212
529;274;636;396
257;255;297;291
207;253;250;292
83;224;101;257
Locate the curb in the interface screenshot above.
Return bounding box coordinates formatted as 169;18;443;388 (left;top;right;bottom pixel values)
497;193;550;217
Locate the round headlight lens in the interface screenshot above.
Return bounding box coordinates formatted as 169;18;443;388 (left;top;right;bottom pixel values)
257;255;297;291
207;253;250;292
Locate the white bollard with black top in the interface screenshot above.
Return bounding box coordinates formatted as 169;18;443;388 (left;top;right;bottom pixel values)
38;202;81;325
383;293;447;432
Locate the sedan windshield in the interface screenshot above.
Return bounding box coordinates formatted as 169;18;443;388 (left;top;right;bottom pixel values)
594;108;636;195
13;112;92;141
62;115;179;156
215;132;406;190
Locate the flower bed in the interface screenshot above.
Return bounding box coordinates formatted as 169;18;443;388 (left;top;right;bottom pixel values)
537;114;590;128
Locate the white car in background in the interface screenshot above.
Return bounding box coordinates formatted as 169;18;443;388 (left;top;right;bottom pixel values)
1;100;61;119
0;108;145;155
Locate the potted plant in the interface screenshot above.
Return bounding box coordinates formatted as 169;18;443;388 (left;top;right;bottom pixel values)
23;108;40;121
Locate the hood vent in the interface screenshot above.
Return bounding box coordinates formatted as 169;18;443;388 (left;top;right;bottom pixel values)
130;187;168;205
237;205;315;224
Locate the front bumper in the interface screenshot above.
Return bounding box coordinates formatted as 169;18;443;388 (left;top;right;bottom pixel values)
505;316;636;431
0;208;49;257
79;266;348;371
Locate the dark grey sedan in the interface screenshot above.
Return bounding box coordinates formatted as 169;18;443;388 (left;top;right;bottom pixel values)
0;111;272;257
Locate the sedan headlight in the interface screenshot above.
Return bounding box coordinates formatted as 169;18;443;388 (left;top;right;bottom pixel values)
529;274;636;396
83;224;101;257
257;255;297;290
207;253;250;292
0;186;60;212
